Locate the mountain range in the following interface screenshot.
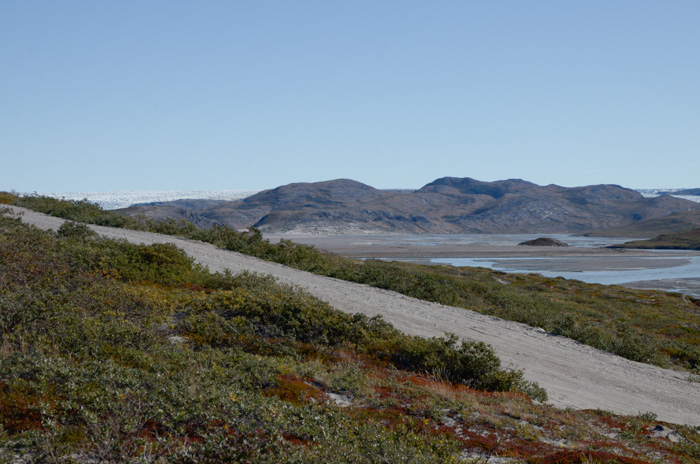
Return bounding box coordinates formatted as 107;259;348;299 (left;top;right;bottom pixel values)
116;177;700;235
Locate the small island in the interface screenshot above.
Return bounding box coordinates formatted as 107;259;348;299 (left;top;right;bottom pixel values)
518;237;570;247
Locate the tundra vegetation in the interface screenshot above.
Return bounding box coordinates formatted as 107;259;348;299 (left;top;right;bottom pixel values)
7;194;700;374
611;229;700;251
2;207;700;462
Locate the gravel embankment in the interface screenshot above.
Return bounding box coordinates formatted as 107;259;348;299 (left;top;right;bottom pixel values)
4;205;699;426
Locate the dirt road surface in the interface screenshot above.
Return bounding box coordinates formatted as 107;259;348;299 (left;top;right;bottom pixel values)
5;205;699;426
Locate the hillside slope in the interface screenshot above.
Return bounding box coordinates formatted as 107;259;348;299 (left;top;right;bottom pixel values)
6;205;700;426
613;228;700;250
586;210;700;238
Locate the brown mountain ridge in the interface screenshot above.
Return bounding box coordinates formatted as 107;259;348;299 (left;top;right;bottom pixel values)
116;177;700;234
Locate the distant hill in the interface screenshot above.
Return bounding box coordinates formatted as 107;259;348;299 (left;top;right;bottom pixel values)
118;199;229;229
611;228;700;250
115;177;700;234
585;210;700;238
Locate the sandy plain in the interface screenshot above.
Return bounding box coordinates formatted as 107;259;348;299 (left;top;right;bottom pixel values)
265;233;700;297
5;206;700;426
263;233;696;259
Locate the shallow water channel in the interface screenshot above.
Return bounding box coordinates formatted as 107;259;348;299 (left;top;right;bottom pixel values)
429;255;700;287
374;234;700;297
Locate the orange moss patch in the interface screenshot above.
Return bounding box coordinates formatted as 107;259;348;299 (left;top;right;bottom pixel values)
294;342;331;363
458;429;500;451
137;419;170;442
590;412;633;432
404;373;528;401
335;367;693;464
371;385;394;399
181;282;213;293
264;375;325;405
534;449;652;464
282;432;317;448
0;388;47;434
346;404;426;433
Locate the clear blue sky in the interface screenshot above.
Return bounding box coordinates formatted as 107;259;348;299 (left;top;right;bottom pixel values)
2;1;699;192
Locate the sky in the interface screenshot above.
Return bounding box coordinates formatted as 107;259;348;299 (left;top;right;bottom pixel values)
2;1;699;193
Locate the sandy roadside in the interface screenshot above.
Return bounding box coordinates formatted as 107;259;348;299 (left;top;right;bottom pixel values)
4;205;700;426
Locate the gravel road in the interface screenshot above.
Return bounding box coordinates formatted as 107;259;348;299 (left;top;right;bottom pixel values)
5;205;699;426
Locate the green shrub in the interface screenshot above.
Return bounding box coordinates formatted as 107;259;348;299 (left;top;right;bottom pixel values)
57;220;98;241
0;192;19;205
0;215;537;398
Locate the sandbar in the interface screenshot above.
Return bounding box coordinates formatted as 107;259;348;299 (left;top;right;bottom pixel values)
264;233;700;260
265;233;700;296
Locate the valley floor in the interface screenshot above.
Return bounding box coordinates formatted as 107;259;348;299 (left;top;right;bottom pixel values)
265;233;700;297
263;232;700;259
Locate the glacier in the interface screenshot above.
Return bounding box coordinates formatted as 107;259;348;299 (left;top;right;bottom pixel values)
31;190;259;210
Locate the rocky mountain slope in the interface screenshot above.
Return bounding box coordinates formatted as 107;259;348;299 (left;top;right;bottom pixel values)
585;210;700;238
118;198;229;229
116;177;700;234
